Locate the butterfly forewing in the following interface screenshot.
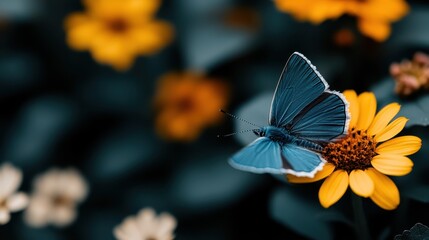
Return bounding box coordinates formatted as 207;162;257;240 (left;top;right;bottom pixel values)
269;52;328;128
289;91;349;142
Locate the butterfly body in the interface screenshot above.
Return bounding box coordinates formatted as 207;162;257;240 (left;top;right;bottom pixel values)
229;52;350;178
253;126;323;151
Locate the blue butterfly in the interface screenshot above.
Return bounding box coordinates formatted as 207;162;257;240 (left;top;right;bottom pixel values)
229;52;350;178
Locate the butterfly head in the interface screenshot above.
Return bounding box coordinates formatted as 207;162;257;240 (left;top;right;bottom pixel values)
252;127;267;137
252;128;266;137
254;126;294;143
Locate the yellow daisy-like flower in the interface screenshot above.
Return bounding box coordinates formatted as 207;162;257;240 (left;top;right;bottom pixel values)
288;90;421;210
274;0;409;41
64;0;174;71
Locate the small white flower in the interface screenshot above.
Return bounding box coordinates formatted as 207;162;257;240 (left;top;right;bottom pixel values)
114;208;177;240
24;168;88;227
0;163;28;225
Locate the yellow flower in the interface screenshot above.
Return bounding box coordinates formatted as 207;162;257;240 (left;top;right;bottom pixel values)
288;90;421;210
274;0;409;41
64;0;174;71
154;72;229;142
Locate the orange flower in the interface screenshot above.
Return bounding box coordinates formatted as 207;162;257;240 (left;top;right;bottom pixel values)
274;0;409;41
64;0;174;71
288;90;421;210
154;72;229;142
223;7;261;32
333;28;355;47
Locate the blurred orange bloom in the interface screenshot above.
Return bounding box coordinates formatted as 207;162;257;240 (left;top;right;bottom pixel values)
333;28;355;47
223;7;261;32
274;0;409;42
154;72;229;142
64;0;174;71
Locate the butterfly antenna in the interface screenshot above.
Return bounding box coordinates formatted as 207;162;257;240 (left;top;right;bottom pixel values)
217;129;256;138
219;109;261;128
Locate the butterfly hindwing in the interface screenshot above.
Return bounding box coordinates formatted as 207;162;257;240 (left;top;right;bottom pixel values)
289;91;349;142
281;144;325;177
269;52;328;127
229;137;284;174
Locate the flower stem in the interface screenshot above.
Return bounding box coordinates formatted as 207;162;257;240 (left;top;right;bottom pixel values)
351;193;371;240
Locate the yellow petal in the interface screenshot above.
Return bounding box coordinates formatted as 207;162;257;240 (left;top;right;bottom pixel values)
85;0;162;19
349;169;374;197
130;21;174;55
374;117;408;142
274;0;314;21
306;2;347;24
90;35;136;71
366;168;399;210
358;19;391;42
287;163;335;183
371;154;413;176
343;90;359;128
318;170;348;208
376;136;422;156
352;0;409;22
356;92;376;130
64;13;102;51
367;103;400;136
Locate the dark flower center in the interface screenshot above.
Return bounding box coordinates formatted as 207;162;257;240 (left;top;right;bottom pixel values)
177;97;194;112
322;128;376;172
107;18;129;33
52;195;73;207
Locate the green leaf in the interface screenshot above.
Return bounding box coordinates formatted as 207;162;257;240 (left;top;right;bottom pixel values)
182;22;256;71
402;185;429;203
389;7;429;48
394;223;429;240
378;227;391;240
270;187;351;240
371;77;429;127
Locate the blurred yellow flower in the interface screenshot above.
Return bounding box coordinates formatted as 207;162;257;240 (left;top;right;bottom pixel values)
288;90;421;210
274;0;409;41
64;0;174;71
154;72;229;142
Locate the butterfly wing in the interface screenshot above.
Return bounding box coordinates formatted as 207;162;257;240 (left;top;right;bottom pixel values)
289;91;349;142
229;137;285;174
281;144;325;178
229;52;348;176
269;52;329;127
